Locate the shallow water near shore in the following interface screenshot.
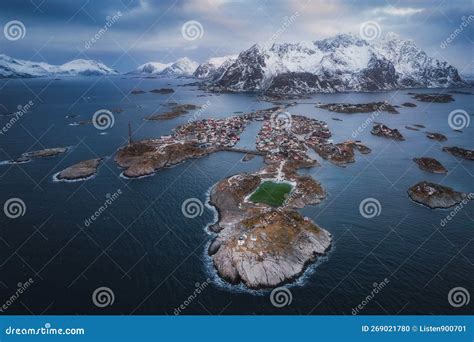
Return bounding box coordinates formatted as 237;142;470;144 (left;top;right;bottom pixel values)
0;76;472;315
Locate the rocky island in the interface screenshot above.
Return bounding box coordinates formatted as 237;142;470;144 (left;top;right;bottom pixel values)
413;157;447;174
318;101;399;114
55;158;102;181
144;103;201;121
426;132;447;142
149;88;175;94
409;93;454;103
208;169;331;289
311;141;371;166
442;146;474;161
371;123;405;141
408;181;470;209
8;147;68;164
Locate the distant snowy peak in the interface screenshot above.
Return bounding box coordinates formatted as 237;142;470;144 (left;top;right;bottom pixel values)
132;57;199;76
0;54;118;78
57;59;118;76
161;57;199;76
133;62;172;74
194;55;238;79
210;32;466;94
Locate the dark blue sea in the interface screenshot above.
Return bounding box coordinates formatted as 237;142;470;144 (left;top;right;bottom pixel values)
0;76;472;314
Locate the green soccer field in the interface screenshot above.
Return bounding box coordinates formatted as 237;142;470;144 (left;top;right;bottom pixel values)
249;181;293;207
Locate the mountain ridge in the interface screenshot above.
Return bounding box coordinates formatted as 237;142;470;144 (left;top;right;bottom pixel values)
196;33;467;95
0;54;118;78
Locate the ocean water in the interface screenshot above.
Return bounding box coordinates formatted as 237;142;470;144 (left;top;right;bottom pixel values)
0;76;472;315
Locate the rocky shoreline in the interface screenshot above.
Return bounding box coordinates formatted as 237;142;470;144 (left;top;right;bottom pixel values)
413;157;447;174
207;165;331;289
371;123;405;141
9;147;68;164
318;101;399;114
408;181;469;209
55;158;102;181
409;93;454;103
442;146;474;161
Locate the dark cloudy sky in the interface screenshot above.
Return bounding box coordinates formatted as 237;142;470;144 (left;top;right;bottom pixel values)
0;0;472;74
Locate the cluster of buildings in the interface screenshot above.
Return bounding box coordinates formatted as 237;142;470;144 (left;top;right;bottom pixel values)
256;121;309;162
173;116;250;147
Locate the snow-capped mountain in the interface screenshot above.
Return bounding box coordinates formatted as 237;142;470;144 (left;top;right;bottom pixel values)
204;33;466;94
193;55;238;79
0;54;118;78
130;57;199;77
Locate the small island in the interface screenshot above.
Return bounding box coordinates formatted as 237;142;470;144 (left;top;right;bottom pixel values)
371;123;405;141
208;166;331;289
409;93;454;103
442;146;474;161
413;157;447;174
149;88;175;94
318;101;399;114
9;147;68;164
55;158;102;181
426;132;447;142
408;181;469;209
144;103;201;121
311;141;371;166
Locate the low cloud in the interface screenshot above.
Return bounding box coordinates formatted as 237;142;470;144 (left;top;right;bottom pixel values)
372;6;424;16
